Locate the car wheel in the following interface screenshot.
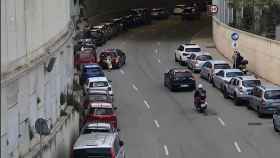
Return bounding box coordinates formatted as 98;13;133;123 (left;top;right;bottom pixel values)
273;120;279;132
257;107;263;118
223;88;229;99
234;94;240;106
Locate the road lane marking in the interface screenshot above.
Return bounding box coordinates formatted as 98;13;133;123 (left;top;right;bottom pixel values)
154;49;158;54
120;69;125;75
157;59;161;63
217;117;226;126
144;100;150;109
132;84;138;91
234;141;242;153
153;120;160;128
163;145;169;156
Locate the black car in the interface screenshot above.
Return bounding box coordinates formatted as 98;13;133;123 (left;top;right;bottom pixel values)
112;17;128;32
150;8;169;20
90;29;106;46
182;6;201;20
123;15;135;28
129;8;151;25
164;68;196;91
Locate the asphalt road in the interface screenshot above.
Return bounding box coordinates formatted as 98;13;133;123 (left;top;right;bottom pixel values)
96;15;280;158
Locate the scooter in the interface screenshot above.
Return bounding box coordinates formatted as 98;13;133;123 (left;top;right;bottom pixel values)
195;96;208;113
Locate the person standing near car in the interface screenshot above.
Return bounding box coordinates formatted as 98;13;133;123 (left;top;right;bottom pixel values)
105;56;113;72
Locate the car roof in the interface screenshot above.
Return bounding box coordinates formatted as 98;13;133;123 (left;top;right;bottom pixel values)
172;68;191;73
182;44;200;48
88;77;108;82
90;102;113;108
258;84;280;91
84;64;101;68
208;60;229;64
85;122;112;129
236;75;258;81
73;133;116;149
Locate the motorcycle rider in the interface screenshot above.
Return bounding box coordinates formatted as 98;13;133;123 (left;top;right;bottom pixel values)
194;84;206;109
232;51;244;69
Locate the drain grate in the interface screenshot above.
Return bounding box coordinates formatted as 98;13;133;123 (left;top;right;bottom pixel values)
248;122;262;126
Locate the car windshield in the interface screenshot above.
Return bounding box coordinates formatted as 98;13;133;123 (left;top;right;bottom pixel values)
85;68;104;77
226;72;243;77
101;52;117;58
89;81;109;88
214;64;230;69
90;108;113;115
73;148;111;158
175;72;192;78
88;94;109;102
185;48;201;52
264;90;280;99
82;128;112;134
242;80;261;87
197;55;212;61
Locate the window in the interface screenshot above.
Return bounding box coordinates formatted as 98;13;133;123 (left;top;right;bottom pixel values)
177;46;184;51
242;80;261;87
216;71;224;77
214;64;231;69
90;108;113;115
73;148;112;158
185;48;201;52
253;88;262;98
88;94;108;102
264;90;280;99
196;55;212;61
202;62;211;68
226;72;244;77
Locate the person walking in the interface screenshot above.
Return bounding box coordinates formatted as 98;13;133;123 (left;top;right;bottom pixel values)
105;56;113;72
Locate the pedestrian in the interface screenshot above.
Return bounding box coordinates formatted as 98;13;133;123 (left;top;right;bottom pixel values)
105;56;112;72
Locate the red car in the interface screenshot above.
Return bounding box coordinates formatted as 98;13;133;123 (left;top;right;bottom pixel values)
99;48;126;69
86;102;118;128
74;49;97;70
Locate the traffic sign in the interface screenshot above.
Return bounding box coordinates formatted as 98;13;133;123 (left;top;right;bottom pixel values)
208;5;218;14
231;32;239;41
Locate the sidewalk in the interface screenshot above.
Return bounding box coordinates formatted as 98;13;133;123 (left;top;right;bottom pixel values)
191;25;272;85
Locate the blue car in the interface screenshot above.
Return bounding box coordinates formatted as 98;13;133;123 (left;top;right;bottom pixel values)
80;64;105;84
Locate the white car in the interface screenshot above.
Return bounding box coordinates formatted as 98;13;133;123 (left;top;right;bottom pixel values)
173;4;186;15
187;52;213;72
83;77;113;96
174;44;201;65
212;69;244;90
200;60;231;82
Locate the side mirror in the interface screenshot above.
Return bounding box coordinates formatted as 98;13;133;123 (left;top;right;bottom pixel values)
119;140;124;146
114;107;117;110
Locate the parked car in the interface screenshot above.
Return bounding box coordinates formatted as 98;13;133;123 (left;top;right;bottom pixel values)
92;25;111;41
102;22;116;38
129;8;151;25
123;14;135;28
90;29;106;46
74;49;97;70
112;18;127;32
164;68;196;91
72;133;125;158
83;77;113;96
223;76;261;105
150;8;169;19
187;52;213;72
86;102;118;128
200;60;231;82
80;64;105;85
212;69;244;90
80;122;119;134
247;85;280;117
273;108;280;132
173;4;186;15
83;90;113;108
182;6;201;20
175;44;201;65
99;48;126;69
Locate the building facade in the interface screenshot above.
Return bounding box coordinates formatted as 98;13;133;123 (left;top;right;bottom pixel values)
1;0;80;157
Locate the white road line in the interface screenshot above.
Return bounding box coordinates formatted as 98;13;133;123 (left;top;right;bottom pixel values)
120;69;125;75
234;141;242;153
153;120;160;128
163;145;169;156
158;59;161;63
154;49;158;54
144;100;150;109
217;117;226;127
132;84;138;91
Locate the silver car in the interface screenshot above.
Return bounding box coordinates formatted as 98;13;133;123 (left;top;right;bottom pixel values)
73;132;125;158
80;122;119;134
200;60;231;82
212;69;244;90
273;108;280;132
188;52;213;72
223;76;261;105
247;85;280;117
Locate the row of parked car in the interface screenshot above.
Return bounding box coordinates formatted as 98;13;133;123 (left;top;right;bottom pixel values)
170;43;280;132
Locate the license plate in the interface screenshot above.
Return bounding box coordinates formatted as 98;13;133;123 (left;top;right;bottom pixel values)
181;84;189;87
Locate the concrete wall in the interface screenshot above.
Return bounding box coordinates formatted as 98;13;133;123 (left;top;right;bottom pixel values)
1;0;79;158
213;17;280;85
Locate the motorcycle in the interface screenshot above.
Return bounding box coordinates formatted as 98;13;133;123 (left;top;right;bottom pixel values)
194;95;208;113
